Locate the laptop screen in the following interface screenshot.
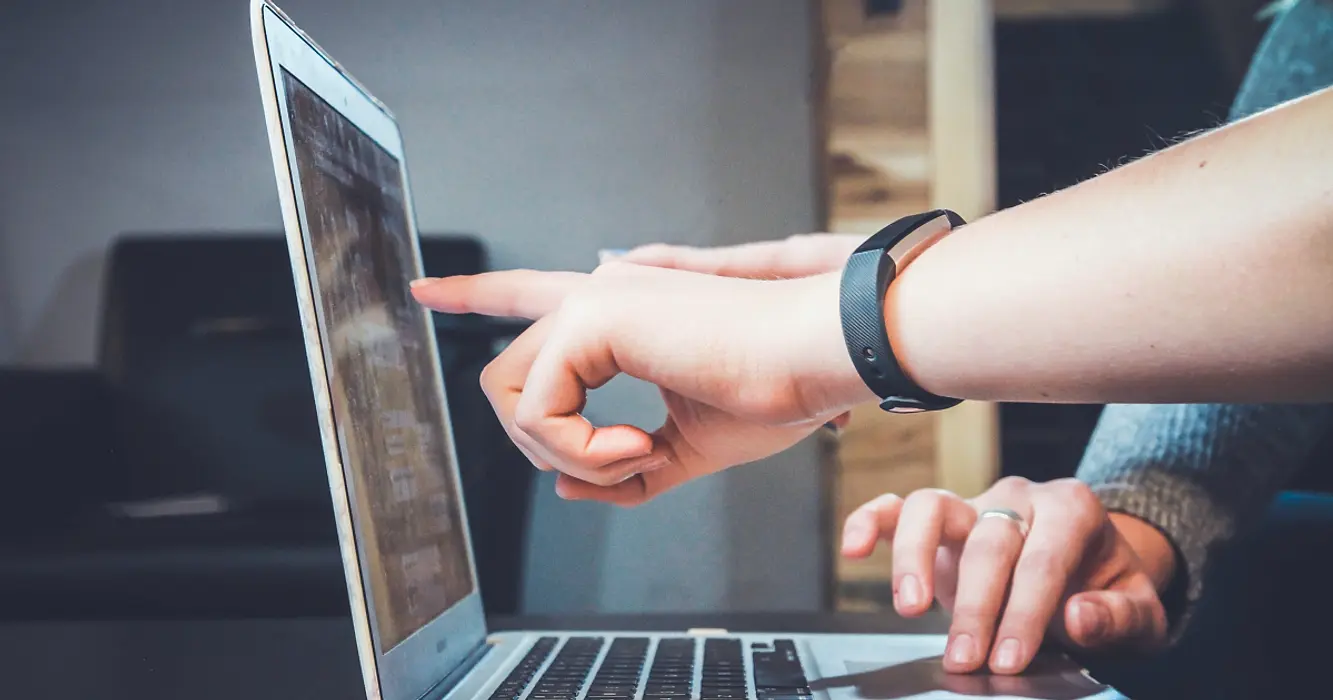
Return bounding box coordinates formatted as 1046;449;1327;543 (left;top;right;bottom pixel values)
282;68;475;652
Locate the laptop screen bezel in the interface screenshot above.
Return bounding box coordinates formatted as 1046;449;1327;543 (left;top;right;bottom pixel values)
251;3;488;699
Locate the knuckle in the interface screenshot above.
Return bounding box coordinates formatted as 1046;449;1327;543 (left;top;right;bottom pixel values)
868;493;905;513
478;362;500;393
1054;478;1103;513
1067;507;1104;538
906;488;953;511
1040;480;1105;534
512;403;543;435
991;476;1032;498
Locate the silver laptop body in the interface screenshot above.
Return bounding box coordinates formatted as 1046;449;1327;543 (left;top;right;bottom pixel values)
249;3;1122;699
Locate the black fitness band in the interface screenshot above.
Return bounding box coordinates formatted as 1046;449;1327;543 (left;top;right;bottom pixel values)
838;209;966;414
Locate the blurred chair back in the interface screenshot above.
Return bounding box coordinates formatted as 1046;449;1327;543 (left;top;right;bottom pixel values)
99;234;325;512
88;232;532;615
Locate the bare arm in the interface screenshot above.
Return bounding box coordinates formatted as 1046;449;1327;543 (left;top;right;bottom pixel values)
837;86;1333;405
412;88;1333;507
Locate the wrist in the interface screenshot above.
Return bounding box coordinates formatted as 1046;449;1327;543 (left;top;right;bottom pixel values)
784;272;878;418
1109;512;1179;593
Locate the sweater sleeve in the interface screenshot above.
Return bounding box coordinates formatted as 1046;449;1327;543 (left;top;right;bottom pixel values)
1076;403;1333;632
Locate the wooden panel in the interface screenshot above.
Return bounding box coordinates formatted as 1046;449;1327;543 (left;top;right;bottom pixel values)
928;1;1001;499
819;0;933;611
816;0;1000;610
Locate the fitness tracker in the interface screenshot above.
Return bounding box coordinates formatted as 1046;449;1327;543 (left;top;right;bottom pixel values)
838;209;966;414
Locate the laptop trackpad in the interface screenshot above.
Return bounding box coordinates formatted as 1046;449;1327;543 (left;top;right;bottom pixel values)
803;637;1120;700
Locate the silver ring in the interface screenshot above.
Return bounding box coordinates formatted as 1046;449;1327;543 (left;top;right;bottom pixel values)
978;508;1029;539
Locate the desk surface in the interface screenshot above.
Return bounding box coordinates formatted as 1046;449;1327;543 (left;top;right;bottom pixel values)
0;612;1116;700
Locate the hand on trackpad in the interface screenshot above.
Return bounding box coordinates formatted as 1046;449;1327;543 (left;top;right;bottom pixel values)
809;656;1110;699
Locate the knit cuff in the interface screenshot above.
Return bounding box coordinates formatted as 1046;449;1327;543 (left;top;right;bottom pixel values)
1089;472;1235;641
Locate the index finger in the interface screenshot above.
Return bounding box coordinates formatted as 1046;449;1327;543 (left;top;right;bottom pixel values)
410;270;587;319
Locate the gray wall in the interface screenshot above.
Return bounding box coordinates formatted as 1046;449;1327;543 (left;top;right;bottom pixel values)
0;0;826;613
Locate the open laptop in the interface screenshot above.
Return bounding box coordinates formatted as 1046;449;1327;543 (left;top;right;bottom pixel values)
248;3;1125;699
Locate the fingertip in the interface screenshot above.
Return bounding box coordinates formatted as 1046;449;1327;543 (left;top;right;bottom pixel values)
839;516;874;557
586;426;655;463
838;542;863;558
553;475;578;500
893;574;929;617
1065;593;1111;646
409;276;462;310
839;539;870;559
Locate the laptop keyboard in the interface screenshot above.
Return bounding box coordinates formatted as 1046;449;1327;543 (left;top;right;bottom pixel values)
489;636;811;700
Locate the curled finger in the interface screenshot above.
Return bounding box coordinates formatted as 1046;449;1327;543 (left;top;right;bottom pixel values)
840;493;905;558
514;309;656;479
892;490;976;618
553;411;718;505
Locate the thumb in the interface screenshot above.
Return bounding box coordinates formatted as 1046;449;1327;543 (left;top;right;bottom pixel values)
1064;581;1167;650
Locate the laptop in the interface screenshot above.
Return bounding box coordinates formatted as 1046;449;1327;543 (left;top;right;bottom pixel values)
248;3;1124;699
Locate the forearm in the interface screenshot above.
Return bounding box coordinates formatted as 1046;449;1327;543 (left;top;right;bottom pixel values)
888;86;1333;404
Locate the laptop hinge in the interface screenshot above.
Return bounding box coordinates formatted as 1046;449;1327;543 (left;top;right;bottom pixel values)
419;639;494;700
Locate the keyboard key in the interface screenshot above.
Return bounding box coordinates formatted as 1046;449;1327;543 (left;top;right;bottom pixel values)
487;638;562;700
752;639;808;691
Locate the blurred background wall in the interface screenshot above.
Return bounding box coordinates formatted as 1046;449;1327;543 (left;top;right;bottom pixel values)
0;0;827;614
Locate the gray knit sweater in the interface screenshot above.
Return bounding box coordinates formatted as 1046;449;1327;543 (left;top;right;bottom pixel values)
1076;404;1333;625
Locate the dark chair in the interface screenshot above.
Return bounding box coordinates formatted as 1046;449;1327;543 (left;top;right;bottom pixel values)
0;233;534;619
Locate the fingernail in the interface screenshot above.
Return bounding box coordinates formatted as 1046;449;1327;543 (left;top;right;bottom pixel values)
897;574;922;610
1076;600;1109;641
409;277;438;288
840;523;865;550
993;638;1022;672
628;455;669;474
609;456;667;485
598;249;628;264
947;634;975;666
